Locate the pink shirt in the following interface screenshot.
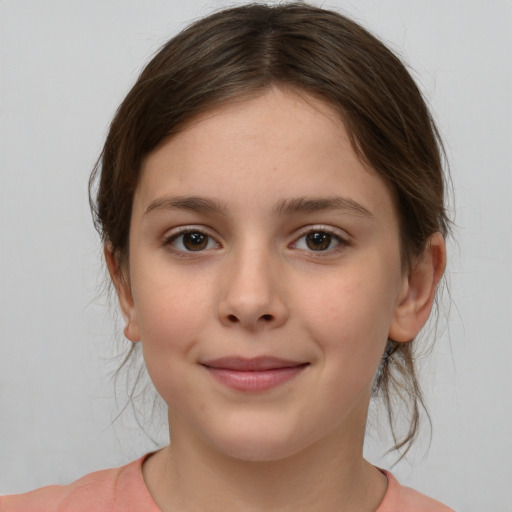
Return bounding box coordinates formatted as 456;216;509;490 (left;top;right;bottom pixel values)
1;456;454;511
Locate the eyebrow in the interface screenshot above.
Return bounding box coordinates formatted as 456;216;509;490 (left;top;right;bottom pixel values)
145;196;229;216
144;195;373;218
273;196;373;218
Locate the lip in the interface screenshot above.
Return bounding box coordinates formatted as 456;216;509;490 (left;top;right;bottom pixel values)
200;357;309;392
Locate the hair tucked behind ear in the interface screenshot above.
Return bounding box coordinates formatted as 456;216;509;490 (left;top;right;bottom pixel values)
372;338;428;456
90;2;451;457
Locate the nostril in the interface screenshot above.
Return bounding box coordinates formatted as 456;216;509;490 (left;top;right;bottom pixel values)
227;314;238;323
261;314;273;322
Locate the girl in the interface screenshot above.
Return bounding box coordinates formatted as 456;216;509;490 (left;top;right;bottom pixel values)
1;3;453;511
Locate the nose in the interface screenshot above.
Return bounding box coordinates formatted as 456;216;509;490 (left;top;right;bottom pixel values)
217;243;289;331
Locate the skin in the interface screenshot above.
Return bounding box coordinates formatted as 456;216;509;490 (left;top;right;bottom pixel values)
107;87;446;512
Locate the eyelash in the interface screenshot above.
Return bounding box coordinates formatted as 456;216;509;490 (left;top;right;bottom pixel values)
162;226;350;256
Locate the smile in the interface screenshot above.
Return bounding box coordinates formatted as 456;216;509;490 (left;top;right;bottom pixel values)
200;357;309;392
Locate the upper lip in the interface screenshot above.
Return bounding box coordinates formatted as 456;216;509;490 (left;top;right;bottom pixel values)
201;356;308;371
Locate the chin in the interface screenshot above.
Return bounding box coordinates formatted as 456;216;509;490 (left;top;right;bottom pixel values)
207;423;315;463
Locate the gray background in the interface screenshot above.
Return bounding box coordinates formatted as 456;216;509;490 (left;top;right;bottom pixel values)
1;1;511;510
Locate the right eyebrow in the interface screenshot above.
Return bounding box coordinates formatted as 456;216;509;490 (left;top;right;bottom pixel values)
144;196;228;216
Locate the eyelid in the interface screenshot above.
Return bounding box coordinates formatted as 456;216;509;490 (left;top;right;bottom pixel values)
293;224;351;240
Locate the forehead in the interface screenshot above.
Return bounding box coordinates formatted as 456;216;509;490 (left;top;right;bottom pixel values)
135;87;396;224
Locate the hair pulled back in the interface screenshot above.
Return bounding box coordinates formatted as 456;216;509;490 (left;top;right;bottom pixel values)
90;2;450;456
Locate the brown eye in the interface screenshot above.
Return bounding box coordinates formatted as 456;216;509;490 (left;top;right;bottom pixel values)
305;232;333;251
182;232;208;251
294;230;343;253
167;231;218;252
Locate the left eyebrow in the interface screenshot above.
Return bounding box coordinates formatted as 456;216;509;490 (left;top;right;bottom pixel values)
273;196;374;218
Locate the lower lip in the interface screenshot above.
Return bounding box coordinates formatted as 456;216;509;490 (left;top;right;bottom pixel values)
204;364;308;392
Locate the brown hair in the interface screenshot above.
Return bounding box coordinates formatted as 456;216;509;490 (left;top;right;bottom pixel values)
90;2;450;456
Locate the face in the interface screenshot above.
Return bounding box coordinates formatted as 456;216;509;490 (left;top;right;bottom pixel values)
117;87;414;462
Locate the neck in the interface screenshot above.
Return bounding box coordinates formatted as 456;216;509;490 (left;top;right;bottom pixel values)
143;421;387;512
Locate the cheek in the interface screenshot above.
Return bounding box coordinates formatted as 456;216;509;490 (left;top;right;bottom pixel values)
136;290;207;406
131;268;214;375
298;265;398;375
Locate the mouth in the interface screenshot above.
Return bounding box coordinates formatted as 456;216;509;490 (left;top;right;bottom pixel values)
200;357;309;392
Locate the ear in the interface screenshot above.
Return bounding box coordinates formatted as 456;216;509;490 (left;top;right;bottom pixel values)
389;232;446;343
104;244;141;342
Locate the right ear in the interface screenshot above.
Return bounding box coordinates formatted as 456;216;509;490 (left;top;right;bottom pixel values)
104;244;141;342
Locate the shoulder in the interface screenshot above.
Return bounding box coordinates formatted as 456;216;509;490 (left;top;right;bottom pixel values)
377;470;454;512
0;456;159;512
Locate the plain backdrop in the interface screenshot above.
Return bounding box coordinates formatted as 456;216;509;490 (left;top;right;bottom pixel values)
1;1;511;510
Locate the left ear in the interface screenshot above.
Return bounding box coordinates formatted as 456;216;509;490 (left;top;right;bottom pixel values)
389;232;446;343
